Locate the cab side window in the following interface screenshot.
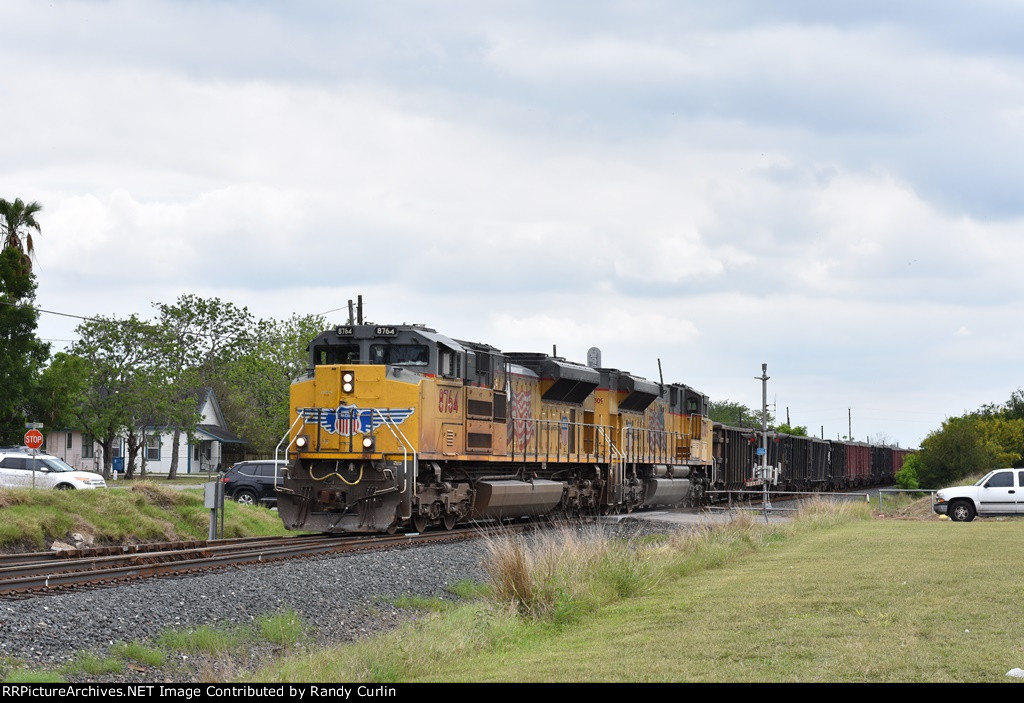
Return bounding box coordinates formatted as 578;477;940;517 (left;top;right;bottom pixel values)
987;471;1014;488
439;347;461;378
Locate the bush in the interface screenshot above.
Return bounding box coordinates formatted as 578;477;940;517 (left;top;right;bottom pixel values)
894;454;921;489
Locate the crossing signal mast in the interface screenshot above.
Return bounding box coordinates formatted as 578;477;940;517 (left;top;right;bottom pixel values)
756;364;771;521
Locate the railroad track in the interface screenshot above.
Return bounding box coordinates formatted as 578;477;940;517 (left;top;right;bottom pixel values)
0;528;490;598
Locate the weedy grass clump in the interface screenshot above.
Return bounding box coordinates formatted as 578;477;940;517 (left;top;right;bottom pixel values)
483;524;656;625
109;641;167;668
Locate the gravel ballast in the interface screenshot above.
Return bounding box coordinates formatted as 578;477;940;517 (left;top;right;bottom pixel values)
0;517;684;681
0;539;492;680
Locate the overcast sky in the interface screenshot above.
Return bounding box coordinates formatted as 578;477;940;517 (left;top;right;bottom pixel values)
4;1;1023;448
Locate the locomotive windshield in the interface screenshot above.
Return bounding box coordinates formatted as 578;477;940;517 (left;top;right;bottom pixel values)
312;344;360;365
370;343;429;366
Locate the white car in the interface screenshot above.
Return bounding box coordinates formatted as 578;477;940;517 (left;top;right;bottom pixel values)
0;448;107;490
933;468;1023;522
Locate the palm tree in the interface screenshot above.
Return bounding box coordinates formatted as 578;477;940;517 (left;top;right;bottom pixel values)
0;198;43;267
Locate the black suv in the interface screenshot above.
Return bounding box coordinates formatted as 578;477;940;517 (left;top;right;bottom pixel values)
221;460;287;506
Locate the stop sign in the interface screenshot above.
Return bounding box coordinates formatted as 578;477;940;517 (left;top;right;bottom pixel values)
24;429;44;450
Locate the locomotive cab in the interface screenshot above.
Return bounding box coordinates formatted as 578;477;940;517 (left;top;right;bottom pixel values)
279;322;715;534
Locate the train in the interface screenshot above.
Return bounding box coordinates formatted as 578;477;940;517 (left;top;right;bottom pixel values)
276;323;910;534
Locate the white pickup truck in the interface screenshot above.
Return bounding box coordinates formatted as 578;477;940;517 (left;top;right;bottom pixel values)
933;468;1024;521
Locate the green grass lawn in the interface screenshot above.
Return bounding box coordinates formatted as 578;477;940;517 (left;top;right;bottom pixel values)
253;509;1024;683
429;520;1023;683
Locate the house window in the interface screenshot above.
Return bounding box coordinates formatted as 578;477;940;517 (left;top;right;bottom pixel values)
146;435;161;462
110;441;121;459
66;433;73;449
82;434;94;459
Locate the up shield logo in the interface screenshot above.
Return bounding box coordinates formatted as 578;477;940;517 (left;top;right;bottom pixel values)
297;404;415;435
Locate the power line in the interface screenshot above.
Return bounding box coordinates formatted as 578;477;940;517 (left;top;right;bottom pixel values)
0;298;105;324
0;298;328;346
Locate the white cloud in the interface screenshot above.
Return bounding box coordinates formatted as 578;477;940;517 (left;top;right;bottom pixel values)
7;1;1024;449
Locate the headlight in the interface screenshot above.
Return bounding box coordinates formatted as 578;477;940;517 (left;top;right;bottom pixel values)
295;435;309;449
342;371;355;394
362;436;375;451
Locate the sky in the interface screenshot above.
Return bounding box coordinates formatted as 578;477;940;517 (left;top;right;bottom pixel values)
3;0;1023;449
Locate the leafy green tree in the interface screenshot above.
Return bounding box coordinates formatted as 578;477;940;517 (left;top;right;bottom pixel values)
976;417;1024;468
70;315;158;478
707;399;773;429
0;198;43;269
153;295;254;477
218;313;325;454
116;319;168;479
0;247;49;442
30;352;89;433
917;415;998;488
774;422;808;436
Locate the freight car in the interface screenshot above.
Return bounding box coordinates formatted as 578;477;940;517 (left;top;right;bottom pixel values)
277;323;907;534
710;424;910;494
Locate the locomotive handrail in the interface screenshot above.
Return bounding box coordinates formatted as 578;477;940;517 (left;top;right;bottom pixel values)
371;407;418;521
273;414;306;488
515;416;617;464
596;426;624;508
620;425;691;465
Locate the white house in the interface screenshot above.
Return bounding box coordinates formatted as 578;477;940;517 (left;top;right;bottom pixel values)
44;389;246;475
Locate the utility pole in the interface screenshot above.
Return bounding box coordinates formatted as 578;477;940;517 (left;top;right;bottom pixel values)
848;408;852;440
756;364;770;522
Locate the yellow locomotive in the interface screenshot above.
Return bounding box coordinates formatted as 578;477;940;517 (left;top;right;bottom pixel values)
278;324;713;533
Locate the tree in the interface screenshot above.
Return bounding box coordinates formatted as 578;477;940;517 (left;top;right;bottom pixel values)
70;315;159;479
708;399;773;430
774;422;808;436
218;313;325;454
0;198;42;269
30;352;89;433
916;415;998;488
152;295;254;478
976;416;1024;468
0;247;49;443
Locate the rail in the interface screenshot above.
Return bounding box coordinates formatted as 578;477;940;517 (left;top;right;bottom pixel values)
0;530;485;598
706;489;872;522
706;489;872;505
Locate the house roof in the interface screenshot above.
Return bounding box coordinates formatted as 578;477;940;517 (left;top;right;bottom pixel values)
195;424;246;444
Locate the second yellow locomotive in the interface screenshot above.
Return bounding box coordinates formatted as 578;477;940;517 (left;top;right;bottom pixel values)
278;324;712;533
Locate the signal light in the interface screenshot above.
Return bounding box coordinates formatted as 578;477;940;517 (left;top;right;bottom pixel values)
295;434;309;450
362;436;375;452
